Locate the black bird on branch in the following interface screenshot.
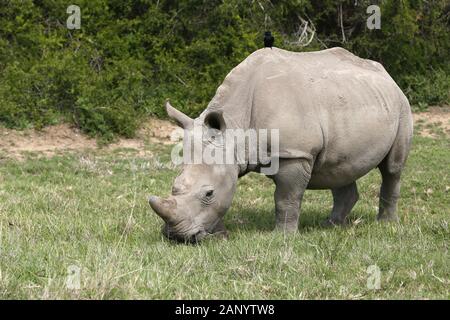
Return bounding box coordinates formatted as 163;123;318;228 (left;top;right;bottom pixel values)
264;31;274;48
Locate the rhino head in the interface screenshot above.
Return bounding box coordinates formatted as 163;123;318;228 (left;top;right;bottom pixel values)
148;102;239;243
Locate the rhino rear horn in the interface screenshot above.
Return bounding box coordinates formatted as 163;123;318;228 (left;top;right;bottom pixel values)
166;100;194;129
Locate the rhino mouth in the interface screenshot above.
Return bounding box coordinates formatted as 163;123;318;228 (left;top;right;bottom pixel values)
162;224;211;244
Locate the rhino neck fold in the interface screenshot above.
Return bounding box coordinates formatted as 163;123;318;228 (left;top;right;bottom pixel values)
201;49;289;177
203;49;268;131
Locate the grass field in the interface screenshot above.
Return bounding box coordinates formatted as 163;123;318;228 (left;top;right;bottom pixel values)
0;132;448;299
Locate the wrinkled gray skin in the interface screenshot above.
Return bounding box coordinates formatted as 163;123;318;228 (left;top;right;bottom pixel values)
149;47;413;243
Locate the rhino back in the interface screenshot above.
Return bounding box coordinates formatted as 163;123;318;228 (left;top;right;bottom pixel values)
206;47;411;188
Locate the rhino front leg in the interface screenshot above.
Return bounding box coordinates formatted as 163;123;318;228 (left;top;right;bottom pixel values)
272;159;312;232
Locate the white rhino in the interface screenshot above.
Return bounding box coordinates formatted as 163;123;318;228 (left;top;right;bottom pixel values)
149;47;413;242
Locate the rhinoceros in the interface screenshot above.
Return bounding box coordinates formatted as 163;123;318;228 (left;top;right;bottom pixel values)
149;47;413;242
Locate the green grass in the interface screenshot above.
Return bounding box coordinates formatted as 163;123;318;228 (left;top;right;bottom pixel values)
0;135;448;299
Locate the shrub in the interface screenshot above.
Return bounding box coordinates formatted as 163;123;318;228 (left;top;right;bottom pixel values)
0;0;448;138
401;69;450;111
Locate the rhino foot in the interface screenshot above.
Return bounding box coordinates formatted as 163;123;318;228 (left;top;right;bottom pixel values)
377;213;399;223
320;218;348;228
273;224;298;233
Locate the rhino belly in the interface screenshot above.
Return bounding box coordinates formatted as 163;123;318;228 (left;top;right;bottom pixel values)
306;112;399;189
307;156;386;189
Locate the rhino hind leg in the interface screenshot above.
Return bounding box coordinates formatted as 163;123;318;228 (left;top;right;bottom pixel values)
377;112;412;222
377;169;401;222
273;159;312;232
324;182;359;226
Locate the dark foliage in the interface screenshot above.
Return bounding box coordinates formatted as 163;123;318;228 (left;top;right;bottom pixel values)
0;0;448;138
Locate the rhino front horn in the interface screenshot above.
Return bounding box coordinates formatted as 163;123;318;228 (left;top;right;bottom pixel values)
166;100;194;129
148;195;177;223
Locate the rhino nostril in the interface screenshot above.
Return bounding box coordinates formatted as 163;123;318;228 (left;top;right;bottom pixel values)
193;230;202;238
190;230;209;243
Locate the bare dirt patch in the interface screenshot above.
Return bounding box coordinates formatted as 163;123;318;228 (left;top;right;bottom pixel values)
413;106;450;138
137;118;183;145
0;118;181;160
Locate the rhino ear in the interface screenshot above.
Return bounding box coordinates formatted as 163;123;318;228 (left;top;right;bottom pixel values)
204;111;226;132
166;100;194;129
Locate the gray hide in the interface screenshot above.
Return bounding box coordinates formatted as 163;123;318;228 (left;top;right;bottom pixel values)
149;47;413;242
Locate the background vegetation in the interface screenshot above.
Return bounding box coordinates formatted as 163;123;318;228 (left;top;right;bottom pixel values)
0;0;449;139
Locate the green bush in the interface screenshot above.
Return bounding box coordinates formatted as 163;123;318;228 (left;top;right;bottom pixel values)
401;69;450;111
0;0;449;139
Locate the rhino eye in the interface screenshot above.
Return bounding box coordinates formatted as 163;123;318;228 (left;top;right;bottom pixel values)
200;189;215;206
205;190;214;197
